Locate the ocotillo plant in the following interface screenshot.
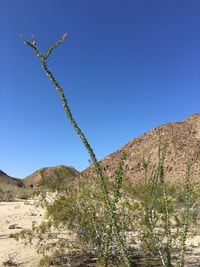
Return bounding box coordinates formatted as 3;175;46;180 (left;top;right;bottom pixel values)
20;33;131;266
141;144;192;267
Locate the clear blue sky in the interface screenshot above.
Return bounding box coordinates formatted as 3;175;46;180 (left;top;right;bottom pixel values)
0;0;200;178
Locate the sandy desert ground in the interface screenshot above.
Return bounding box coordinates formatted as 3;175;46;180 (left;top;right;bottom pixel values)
0;200;44;267
0;200;200;267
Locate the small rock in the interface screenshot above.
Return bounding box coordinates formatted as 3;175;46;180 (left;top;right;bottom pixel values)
30;212;37;216
8;224;22;229
8;224;18;229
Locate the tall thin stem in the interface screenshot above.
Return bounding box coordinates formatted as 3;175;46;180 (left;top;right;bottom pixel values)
20;34;131;267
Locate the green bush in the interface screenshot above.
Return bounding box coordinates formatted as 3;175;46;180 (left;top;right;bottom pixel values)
14;158;199;266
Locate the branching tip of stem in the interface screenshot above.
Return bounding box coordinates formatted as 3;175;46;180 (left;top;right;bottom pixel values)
20;34;29;45
62;33;68;41
31;35;36;45
20;34;24;41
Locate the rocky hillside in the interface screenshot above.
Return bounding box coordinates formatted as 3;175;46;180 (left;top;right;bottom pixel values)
84;113;200;184
2;114;200;187
0;170;24;187
23;165;80;187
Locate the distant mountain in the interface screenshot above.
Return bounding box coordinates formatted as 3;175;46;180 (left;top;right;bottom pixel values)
84;114;200;184
23;165;80;187
3;113;200;188
0;170;24;187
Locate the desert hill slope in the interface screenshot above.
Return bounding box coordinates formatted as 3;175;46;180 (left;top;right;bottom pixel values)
84;113;200;184
23;165;80;187
0;170;24;187
2;114;200;187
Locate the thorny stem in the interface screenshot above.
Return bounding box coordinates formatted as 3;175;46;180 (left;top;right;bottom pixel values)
148;210;167;266
20;33;131;267
114;152;127;204
41;60;110;199
20;33;109;201
178;165;191;267
162;183;172;267
156;144;173;266
159;147;172;267
146;144;172;267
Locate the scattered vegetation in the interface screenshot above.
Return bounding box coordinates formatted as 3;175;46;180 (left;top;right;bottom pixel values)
17;34;200;266
0;185;33;202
